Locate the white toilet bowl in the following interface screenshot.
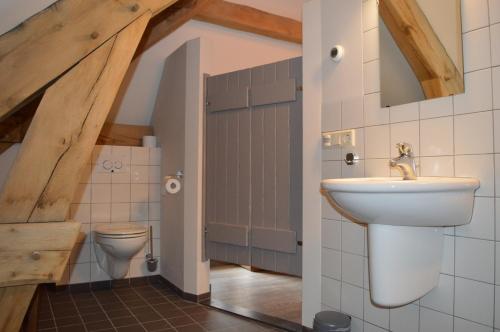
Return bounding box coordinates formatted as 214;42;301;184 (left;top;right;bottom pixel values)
93;223;148;279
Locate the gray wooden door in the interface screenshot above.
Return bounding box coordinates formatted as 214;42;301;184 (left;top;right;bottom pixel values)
204;58;302;277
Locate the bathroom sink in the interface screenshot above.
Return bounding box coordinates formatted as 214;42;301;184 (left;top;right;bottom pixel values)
321;177;479;227
321;176;480;307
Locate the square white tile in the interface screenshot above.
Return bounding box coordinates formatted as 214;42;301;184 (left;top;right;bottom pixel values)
148;202;160;220
364;125;390;159
493;66;500;110
69;263;91;284
455;277;494;326
91;183;111;203
420;117;454;156
322;101;342;132
111;183;130;203
455;236;494;283
148;165;161;184
390;102;419;123
462;0;490;31
322;219;342;250
454;317;493;332
362;0;378;31
342;97;364;129
90;203;111;222
491;23;500;66
420;274;454;315
364;93;389;126
420;156;454;176
130;202;148;221
341;283;364;319
363;28;379;63
321;277;341;310
149;184;161;203
419;96;453;119
149;148;161;166
342;221;365;256
111;203;130;223
363;290;389;329
496;285;500;328
455;154;494;197
131;183;148;203
390;304;419;332
131;147;149;165
419;307;453;332
111;146;131;164
363;60;380;94
454;69;493;115
131;165;149;183
322;248;341;280
491;0;500;24
342;252;364;287
454;111;493;154
365;159;391;177
442;235;455;275
463;27;491;72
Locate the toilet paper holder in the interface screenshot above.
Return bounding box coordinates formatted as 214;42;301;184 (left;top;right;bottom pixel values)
165;170;184;180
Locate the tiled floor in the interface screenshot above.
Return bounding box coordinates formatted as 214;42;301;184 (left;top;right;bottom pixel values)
210;263;301;324
37;278;285;332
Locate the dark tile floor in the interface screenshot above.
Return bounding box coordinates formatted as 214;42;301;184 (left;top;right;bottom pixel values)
37;278;286;332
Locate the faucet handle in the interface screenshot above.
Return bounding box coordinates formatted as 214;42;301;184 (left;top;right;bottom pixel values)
396;142;413;156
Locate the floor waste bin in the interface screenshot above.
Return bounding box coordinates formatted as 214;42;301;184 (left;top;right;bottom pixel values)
313;311;351;332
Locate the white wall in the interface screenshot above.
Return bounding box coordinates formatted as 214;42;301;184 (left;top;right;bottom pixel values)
108;19;302;125
303;0;500;331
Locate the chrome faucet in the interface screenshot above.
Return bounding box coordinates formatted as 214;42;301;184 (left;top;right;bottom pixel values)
390;143;417;180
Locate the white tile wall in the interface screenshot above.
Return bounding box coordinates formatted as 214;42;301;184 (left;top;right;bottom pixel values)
64;145;162;284
320;0;500;330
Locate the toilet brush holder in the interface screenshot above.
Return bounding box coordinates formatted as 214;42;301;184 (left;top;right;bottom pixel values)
146;225;158;272
146;254;158;272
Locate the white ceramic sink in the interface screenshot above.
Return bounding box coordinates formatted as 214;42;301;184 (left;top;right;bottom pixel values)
321;177;479;227
321;176;479;307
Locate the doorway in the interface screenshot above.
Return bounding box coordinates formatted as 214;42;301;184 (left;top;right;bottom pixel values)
202;58;303;330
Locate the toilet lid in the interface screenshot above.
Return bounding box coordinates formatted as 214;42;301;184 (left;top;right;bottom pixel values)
94;223;147;236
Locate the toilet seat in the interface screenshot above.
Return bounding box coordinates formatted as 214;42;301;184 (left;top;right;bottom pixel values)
94;223;147;239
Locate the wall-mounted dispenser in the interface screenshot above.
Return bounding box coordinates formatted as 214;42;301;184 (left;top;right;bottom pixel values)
322;129;355;148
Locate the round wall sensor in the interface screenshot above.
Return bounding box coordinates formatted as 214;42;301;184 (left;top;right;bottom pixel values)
330;45;344;62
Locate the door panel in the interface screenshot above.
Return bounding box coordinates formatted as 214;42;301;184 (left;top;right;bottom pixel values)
204;58;302;276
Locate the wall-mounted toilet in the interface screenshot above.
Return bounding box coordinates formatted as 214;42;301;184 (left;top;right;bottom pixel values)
93;223;148;279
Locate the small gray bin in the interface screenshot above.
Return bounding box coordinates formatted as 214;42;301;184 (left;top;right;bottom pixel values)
313;311;351;332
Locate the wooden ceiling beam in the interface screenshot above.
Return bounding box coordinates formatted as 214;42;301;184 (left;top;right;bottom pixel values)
194;0;302;44
0;13;151;223
0;0;177;121
379;0;464;98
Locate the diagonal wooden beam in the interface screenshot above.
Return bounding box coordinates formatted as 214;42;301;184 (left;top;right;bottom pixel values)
0;0;177;120
0;13;151;223
0;284;37;332
379;0;464;98
194;0;302;44
138;0;214;53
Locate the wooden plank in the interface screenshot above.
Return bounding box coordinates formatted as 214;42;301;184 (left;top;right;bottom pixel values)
0;221;80;287
251;78;296;107
195;0;302;44
207;223;248;246
96;123;153;146
139;0;214;52
0;222;81;251
0;14;151;223
251;227;297;254
207;87;249;112
0;285;37;332
379;0;464;98
0;0;176;120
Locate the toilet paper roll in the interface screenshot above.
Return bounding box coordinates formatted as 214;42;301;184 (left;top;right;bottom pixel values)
165;178;181;194
143;136;157;148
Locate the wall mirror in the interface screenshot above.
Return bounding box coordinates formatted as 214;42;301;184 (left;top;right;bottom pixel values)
379;0;464;107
